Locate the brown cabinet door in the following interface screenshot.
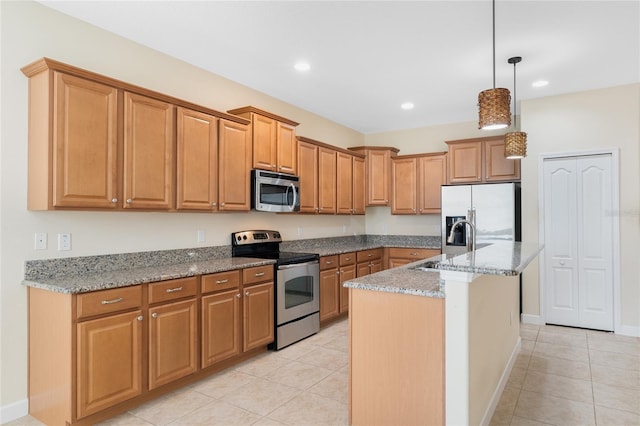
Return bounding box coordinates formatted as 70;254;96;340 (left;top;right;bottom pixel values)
123;92;174;209
367;149;391;206
339;264;356;313
176;107;218;210
352;156;366;215
218;119;251;211
418;154;447;214
447;141;483;184
148;299;197;390
356;262;371;278
277;122;297;175
252;114;277;171
370;259;383;274
320;268;339;321
298;140;318;213
388;258;412;268
336;151;354;214
391;157;417;214
318;147;337;214
53;72;119;208
484;137;521;182
202;289;241;367
243;282;274;351
77;310;142;419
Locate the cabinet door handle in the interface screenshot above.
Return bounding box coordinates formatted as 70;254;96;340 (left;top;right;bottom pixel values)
101;297;123;305
111;198;118;203
165;286;183;293
137;315;143;321
245;291;250;296
151;312;158;318
254;272;265;277
236;293;241;298
216;279;229;284
221;202;225;207
337;271;340;275
126;198;132;204
212;202;217;207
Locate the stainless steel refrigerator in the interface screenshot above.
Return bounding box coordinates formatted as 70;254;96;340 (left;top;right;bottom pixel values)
441;183;521;255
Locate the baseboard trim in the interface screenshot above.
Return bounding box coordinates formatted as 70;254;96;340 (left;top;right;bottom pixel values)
616;324;640;337
1;398;28;424
480;337;522;426
520;314;543;325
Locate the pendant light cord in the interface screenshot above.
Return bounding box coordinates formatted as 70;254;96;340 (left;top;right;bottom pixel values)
492;0;496;88
512;61;517;129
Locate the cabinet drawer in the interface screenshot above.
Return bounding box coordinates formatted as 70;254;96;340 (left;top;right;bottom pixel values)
243;265;274;286
320;255;339;271
357;249;383;262
76;286;142;319
202;270;241;294
387;248;440;260
149;277;197;305
339;252;356;266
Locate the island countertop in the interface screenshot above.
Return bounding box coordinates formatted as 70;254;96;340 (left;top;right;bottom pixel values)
343;241;543;298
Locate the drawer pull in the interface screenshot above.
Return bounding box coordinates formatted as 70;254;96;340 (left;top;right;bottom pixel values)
215;279;229;284
101;297;123;305
255;272;265;277
367;254;373;257
165;286;183;293
411;252;418;256
345;257;351;261
325;261;334;264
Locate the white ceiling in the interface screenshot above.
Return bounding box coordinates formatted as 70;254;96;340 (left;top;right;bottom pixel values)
38;1;640;134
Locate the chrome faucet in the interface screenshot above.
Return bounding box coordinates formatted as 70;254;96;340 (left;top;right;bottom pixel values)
447;219;477;252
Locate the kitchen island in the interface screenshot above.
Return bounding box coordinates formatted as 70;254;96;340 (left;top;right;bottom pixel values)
344;241;542;426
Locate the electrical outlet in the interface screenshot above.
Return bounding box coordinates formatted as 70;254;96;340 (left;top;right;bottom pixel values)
196;230;205;243
58;233;71;251
342;224;347;234
34;233;47;250
297;227;302;236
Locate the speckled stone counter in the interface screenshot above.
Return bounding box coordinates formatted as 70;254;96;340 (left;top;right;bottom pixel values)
343;241;543;298
23;234;441;294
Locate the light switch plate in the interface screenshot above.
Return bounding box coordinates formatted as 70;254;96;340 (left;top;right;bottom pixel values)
58;233;71;251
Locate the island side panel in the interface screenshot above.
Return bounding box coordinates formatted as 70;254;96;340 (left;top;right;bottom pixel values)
468;274;520;424
349;288;444;425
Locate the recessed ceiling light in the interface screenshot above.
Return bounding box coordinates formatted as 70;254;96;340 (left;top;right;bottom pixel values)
532;80;549;88
294;62;310;72
401;102;414;110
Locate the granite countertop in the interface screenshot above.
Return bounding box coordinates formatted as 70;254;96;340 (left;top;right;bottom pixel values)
23;234;442;295
343;242;543;298
23;257;275;294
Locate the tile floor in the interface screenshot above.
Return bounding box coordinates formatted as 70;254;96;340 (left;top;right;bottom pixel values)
7;319;639;425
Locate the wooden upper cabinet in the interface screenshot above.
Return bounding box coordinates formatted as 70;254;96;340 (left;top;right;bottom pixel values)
391;157;417;214
123;92;175;209
484;137;521;182
446;136;520;184
227;107;299;175
353;155;366;215
298;139;319;213
349;147;399;206
447;140;483;184
176;107;218;210
336;151;354;214
318;146;337;214
25;70;120;210
218;119;251;211
418;153;447;214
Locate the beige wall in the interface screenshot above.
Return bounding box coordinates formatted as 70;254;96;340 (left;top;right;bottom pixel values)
520;84;640;330
0;1;365;410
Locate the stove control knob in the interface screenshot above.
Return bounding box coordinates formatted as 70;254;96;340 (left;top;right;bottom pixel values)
236;236;241;241
242;235;247;240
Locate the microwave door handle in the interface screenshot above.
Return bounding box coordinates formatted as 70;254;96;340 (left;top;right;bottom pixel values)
289;183;298;211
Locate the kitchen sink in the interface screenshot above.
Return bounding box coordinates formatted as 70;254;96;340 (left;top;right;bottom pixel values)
411;260;441;271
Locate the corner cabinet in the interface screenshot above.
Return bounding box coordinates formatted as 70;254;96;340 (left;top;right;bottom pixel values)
446;136;520;184
227;106;299;175
391;152;447;215
349;146;399;206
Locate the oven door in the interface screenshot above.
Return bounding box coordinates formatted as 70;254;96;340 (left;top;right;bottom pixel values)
276;260;319;325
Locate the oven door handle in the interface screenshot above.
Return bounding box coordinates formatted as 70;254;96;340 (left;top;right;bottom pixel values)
278;260;319;270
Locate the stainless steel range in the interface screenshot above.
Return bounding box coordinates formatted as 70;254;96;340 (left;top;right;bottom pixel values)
231;230;320;350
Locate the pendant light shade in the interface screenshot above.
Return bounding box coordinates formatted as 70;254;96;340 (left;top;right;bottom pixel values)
478;0;511;130
504;56;527;159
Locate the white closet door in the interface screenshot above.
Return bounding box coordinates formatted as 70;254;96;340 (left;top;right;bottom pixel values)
543;154;613;331
576;155;613;330
544;158;579;327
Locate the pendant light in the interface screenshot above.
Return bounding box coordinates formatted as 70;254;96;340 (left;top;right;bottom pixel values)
504;56;527;159
478;0;511;130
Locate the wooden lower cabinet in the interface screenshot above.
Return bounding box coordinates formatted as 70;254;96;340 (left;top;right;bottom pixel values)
356;249;384;277
320;267;340;321
148;299;197;390
339;264;356;313
202;289;241;367
243;281;275;351
76;310;143;419
387;248;441;269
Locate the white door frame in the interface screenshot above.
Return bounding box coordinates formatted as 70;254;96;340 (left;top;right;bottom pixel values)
538;148;621;332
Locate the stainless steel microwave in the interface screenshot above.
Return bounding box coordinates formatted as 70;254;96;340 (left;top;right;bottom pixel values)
251;170;300;212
